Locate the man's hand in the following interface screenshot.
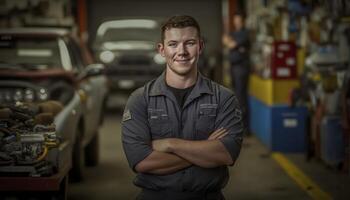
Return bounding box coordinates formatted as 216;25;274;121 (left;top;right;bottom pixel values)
152;128;228;152
222;34;237;49
222;34;231;44
152;138;173;153
208;128;228;140
150;127;232;168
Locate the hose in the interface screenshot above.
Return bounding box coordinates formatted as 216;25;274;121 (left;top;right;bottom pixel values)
45;142;58;148
36;146;48;162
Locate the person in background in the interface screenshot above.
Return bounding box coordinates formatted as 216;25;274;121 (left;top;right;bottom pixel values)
122;15;244;200
222;12;250;130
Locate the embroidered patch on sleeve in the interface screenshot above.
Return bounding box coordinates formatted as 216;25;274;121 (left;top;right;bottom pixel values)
122;109;132;122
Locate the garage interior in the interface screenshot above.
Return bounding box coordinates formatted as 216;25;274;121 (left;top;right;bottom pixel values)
0;0;350;199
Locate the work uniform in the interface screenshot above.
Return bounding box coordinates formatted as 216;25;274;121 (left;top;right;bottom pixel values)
122;72;244;200
228;28;250;128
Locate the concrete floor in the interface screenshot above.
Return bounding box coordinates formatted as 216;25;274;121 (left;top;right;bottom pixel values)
67;110;350;200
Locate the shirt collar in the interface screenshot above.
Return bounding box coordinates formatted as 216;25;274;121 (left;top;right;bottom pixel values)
149;71;214;98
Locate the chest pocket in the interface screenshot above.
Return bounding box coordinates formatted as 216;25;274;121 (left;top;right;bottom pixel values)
195;104;217;140
148;108;172;139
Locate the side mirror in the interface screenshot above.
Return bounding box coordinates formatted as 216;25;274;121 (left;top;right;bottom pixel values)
78;63;105;80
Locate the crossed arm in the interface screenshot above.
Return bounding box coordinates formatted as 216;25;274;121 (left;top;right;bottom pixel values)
222;34;237;49
135;128;233;175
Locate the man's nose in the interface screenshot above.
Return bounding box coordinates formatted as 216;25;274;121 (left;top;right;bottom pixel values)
177;43;188;55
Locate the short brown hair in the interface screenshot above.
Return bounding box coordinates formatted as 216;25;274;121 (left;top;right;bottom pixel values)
161;15;201;42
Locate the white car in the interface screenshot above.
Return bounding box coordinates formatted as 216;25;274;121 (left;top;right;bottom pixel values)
93;17;166;95
0;28;108;199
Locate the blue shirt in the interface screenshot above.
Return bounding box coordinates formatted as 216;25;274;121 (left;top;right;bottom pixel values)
229;28;250;64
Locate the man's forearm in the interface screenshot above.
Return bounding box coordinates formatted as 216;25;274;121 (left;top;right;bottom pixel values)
135;151;191;175
222;34;237;49
168;139;233;168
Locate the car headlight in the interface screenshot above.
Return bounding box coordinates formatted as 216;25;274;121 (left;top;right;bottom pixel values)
153;53;166;65
37;88;49;101
0;87;50;104
14;89;23;102
24;89;35;102
99;50;115;63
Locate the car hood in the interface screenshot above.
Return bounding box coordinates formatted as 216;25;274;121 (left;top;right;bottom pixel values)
0;69;76;84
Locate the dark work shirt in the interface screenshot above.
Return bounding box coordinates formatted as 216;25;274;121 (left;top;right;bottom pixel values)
166;84;195;108
229;28;250;64
121;72;244;192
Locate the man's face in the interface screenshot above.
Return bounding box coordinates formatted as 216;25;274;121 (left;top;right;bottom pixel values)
233;15;243;30
158;27;203;76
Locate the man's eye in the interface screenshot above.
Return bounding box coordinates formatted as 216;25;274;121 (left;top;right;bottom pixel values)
187;42;195;46
168;43;176;47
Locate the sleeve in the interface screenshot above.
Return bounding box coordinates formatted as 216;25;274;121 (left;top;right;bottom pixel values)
231;30;249;47
215;90;245;165
121;87;153;172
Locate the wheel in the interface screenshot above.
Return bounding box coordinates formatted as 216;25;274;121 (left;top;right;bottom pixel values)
69;129;85;182
99;97;107;126
85;132;100;166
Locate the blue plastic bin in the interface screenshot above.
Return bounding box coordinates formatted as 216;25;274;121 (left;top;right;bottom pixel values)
249;96;307;152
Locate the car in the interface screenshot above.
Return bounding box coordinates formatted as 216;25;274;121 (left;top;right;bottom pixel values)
0;28;108;198
93;17;166;105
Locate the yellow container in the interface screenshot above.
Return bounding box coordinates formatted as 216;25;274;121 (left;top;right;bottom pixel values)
249;74;300;106
297;48;306;77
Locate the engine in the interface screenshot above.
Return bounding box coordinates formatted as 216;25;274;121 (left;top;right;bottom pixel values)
0;101;61;177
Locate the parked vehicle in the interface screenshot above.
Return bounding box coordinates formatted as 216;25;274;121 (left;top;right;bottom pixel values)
93;17;166;96
0;28;108;199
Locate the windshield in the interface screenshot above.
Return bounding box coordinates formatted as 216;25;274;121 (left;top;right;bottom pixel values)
102;28;159;42
0;35;62;70
95;19;160;50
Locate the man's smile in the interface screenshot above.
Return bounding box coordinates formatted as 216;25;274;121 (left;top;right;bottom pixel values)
175;59;191;63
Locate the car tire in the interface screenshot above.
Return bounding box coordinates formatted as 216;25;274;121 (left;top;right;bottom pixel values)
85;132;99;166
69;129;85;182
99;97;107;126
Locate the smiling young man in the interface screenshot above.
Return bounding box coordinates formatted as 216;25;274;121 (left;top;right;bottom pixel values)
122;15;244;200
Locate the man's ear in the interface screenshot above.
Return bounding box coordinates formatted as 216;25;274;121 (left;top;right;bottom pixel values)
199;39;204;54
157;43;165;56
